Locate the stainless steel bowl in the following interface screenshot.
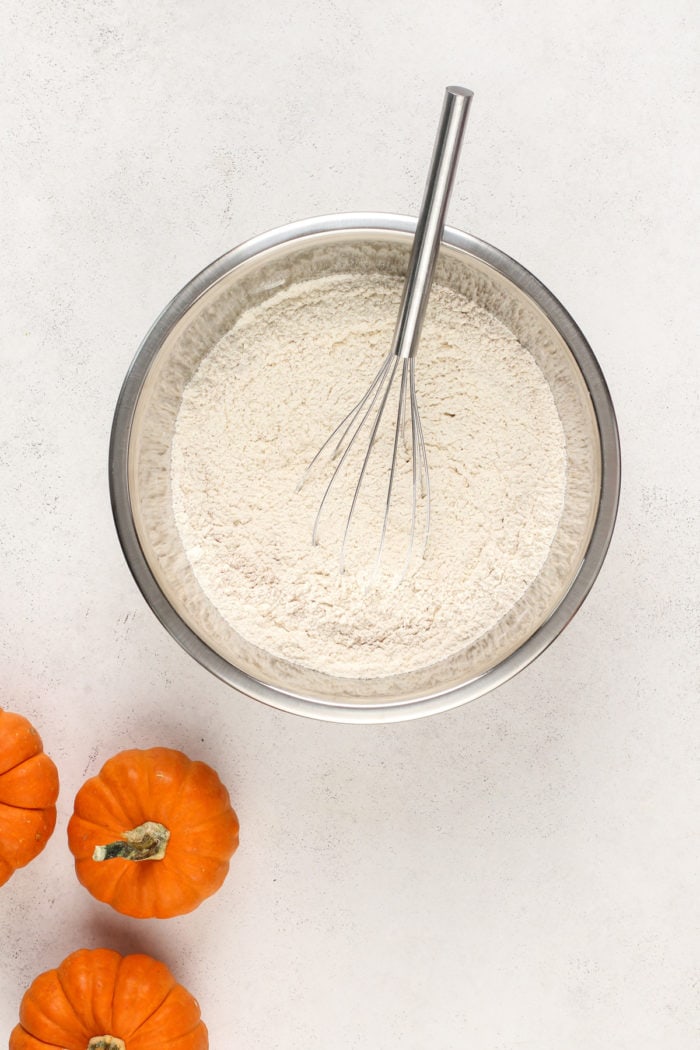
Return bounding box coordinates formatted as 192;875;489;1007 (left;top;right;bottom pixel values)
110;214;620;723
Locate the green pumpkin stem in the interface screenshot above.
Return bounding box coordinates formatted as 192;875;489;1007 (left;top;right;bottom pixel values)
92;820;170;862
87;1037;126;1050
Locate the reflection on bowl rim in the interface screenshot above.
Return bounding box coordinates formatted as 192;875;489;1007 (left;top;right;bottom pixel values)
109;213;621;723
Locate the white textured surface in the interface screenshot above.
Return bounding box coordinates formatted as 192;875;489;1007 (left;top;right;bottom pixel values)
1;1;698;1046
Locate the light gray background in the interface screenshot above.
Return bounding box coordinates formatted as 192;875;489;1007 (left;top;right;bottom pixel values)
2;1;698;1046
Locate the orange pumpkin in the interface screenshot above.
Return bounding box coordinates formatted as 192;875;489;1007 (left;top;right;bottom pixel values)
0;708;59;887
67;747;239;918
9;946;208;1049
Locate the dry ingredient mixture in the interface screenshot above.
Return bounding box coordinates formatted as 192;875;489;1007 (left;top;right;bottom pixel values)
171;273;566;678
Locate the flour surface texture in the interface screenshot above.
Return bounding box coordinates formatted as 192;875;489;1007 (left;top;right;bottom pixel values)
171;273;567;678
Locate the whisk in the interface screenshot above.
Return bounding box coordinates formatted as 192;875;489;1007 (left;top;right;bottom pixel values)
299;86;473;581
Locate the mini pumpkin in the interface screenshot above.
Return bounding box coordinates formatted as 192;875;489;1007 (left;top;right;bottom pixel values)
9;946;208;1049
0;708;59;887
68;746;239;918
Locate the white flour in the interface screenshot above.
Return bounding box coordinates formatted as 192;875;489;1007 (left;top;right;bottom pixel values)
171;273;566;678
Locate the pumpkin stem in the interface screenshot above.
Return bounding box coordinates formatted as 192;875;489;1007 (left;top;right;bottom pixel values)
92;820;170;862
87;1037;126;1050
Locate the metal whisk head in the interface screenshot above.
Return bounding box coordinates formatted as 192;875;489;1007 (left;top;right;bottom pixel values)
298;85;473;583
297;349;430;582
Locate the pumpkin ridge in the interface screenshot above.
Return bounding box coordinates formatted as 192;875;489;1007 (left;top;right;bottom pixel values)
89;750;169;829
137;864;206;918
170;845;236;862
167;808;238;858
105;954;129;1041
109;953;121;1036
117;748;187;827
155;855;229;900
0;798;55;813
169;831;232;869
11;1030;67;1049
154;765;235;842
0;713;43;775
79;857;135;912
168;825;239;855
0;753;41;778
146;859;202;897
126;981;207;1046
122;980;176;1038
75;774;133;832
166;798;238;832
0;807;56;871
96;760;148;829
0;753;59;809
148;753;197;824
51;964;93;1043
105;858;134;900
154;1016;209;1047
68;813;126;841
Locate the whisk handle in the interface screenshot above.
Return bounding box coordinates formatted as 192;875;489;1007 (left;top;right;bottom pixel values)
392;86;473;361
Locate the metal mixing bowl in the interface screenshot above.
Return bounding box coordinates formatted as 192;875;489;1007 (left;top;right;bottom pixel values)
110;214;620;723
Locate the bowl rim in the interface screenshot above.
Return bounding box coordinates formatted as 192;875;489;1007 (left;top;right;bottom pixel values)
109;212;621;723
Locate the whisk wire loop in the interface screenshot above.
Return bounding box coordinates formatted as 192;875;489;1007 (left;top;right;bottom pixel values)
298;85;472;582
373;358;409;578
411;357;431;558
308;350;394;549
339;354;400;573
296;350;394;497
